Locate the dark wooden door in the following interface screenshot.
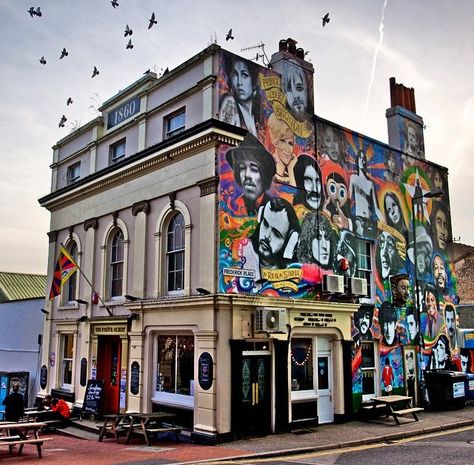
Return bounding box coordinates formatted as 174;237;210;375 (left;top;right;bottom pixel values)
237;354;271;435
96;336;121;414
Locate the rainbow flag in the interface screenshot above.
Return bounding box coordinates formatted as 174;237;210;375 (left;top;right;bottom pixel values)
49;246;78;300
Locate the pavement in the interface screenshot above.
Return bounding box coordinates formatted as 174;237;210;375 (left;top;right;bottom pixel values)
2;404;474;464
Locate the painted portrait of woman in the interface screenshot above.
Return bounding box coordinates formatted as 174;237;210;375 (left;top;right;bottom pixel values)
383;191;407;239
219;54;262;137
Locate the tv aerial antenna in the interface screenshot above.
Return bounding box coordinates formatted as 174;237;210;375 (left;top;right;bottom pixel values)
241;42;272;68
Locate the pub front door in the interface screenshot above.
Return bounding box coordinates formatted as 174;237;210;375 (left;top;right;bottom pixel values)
231;342;271;436
96;336;121;414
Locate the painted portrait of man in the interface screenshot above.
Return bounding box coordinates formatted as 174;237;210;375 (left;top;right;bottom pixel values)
225;133;276;216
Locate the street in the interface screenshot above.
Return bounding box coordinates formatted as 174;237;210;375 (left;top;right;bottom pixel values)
189;425;474;465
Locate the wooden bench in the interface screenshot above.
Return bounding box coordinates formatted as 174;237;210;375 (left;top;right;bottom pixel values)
0;437;53;458
392;407;424;422
145;426;182;441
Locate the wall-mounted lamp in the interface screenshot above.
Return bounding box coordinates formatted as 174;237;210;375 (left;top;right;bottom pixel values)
124;294;140;301
75;299;88;305
77;315;89;323
40;308;49;315
196;288;211;295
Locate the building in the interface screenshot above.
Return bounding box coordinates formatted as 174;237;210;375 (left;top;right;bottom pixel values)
0;272;47;408
38;40;460;442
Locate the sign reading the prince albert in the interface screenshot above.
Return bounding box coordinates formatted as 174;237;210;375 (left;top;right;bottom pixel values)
198;352;213;391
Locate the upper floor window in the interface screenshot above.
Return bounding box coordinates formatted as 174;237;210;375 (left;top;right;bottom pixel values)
165;109;185;138
109;139;126;165
67;162;81;185
65;241;78;303
356;240;372;299
166;213;185;293
110;229;124;298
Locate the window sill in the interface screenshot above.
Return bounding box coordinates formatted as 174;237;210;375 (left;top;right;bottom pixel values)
57;302;79;311
152;392;194;409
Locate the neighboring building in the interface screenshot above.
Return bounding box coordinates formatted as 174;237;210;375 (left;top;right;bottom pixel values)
38;40;459;442
0;272;47;408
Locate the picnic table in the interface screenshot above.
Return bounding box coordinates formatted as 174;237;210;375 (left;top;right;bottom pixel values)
98;412;181;445
0;421;53;457
369;395;424;425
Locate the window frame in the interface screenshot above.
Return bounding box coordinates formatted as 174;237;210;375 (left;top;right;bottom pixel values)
109;138;126;165
356;239;373;301
152;333;195;409
60;333;74;390
360;341;379;401
165;109;186;138
109;229;124;299
66;161;81;185
290;336;318;402
65;241;78;304
166;213;185;295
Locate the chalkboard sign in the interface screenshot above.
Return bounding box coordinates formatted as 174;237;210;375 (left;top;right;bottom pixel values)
198;352;213;391
40;365;48;390
82;379;104;417
130;361;140;395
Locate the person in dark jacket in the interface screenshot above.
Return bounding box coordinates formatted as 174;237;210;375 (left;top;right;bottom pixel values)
2;382;25;422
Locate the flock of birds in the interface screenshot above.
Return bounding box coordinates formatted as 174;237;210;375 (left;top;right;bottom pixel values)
28;3;159;128
27;2;330;129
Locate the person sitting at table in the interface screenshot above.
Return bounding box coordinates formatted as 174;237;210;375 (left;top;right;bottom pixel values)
2;382;25;422
37;397;71;424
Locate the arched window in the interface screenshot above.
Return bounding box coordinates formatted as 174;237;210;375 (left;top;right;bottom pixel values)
166;213;185;293
66;241;78;303
110;229;124;298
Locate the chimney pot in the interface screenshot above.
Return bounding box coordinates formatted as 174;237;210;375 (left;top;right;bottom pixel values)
296;47;305;59
279;39;287;52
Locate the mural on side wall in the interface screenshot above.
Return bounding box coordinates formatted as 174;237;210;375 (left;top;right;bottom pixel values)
216;49;457;407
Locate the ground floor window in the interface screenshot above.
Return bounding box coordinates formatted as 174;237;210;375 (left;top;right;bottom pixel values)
361;341;378;400
153;334;195;408
291;338;314;392
60;333;74;390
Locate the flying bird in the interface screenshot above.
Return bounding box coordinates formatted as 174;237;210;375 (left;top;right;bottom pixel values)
28;6;42;17
39;56;46;65
111;0;119;8
124;24;133;37
67;97;73;106
225;28;234;41
126;39;133;49
148;12;157;29
322;12;330;27
59;115;67;128
59;48;68;59
91;66;99;78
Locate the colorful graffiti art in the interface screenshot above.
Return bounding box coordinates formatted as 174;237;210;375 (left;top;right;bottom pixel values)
217;49;457;400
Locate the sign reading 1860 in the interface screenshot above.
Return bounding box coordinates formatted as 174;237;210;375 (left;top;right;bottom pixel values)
107;97;141;129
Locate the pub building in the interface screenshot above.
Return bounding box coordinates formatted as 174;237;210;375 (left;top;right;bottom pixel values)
38;39;459;442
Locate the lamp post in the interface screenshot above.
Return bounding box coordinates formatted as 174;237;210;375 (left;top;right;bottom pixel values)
410;189;443;321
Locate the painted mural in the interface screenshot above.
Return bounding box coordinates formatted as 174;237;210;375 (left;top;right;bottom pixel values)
217;49;459;407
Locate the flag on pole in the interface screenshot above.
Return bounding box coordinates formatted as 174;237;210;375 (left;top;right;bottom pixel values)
49;246;78;300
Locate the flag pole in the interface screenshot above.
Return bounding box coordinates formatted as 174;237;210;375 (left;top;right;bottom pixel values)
60;243;113;316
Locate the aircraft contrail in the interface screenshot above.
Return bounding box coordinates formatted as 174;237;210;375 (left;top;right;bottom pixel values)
362;0;388;129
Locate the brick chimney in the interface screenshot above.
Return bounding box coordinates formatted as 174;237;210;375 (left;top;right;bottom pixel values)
386;77;425;159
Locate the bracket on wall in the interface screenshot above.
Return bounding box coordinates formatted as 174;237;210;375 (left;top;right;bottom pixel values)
112;211;119;227
169;191;176;210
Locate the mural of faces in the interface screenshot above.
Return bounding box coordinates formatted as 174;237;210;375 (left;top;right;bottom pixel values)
431;335;449;369
431;202;449;250
231;60;254;103
444;304;457;348
318;124;345;164
391;274;410;305
355;306;373;339
460;351;472;373
268;114;296;183
377;231;398;279
432;254;447;292
379;302;398;346
282;60;309;121
293;155;323;211
405;308;419;344
297;212;335;268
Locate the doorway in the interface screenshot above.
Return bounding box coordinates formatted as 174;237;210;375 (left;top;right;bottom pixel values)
317;342;333;423
96;336;121;414
231;342;271;436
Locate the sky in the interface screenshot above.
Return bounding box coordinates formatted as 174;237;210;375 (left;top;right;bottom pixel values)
0;0;473;275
